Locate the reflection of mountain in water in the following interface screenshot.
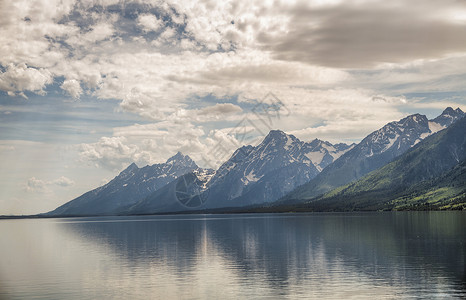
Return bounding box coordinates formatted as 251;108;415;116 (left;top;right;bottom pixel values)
62;213;466;296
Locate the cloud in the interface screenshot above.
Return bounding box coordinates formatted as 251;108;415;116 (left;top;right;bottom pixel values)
79;119;263;170
66;21;115;47
24;177;48;192
77;131;207;171
61;79;83;99
24;176;74;192
137;14;163;32
262;0;466;68
1;0;466;169
78;136;145;171
198;103;242;115
2;0;466;101
78;83;413;169
0;145;15;151
2;0;464;110
169;57;348;87
79;120;210;169
346;54;466;94
262;87;407;143
0;63;53;97
2;0;466;217
51;176;75;187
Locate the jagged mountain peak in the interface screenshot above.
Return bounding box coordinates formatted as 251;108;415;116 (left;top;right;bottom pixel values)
371;113;428;137
205;129;354;207
166;151;184;162
432;107;465;127
308;138;336;149
353;113;435;160
166;152;197;168
443;107;456;115
262;130;292;143
258;130;302;151
309;138;323;146
267;129;287;136
48;151;200;216
440;106;464;116
119;162;139;176
398;113;428;125
282;108;464;202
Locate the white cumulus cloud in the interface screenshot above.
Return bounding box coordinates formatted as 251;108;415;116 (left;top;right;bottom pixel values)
0;63;53;97
61;79;83;99
137;14;163;32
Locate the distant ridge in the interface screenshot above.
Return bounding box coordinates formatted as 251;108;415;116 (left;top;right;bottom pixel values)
127;130;354;214
46;152;198;216
284;113;466;211
281;108;465;202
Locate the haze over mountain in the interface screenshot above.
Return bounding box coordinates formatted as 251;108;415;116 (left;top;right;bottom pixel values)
283;107;465;202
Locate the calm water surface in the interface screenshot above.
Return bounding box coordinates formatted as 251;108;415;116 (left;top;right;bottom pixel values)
0;212;465;299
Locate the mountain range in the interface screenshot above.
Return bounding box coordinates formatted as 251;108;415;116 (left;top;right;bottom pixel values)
47;152;200;216
46;107;465;216
126;130;354;214
277;112;466;211
282;107;465;202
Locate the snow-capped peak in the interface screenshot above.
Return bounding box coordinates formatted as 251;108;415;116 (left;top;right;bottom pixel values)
355;108;463;159
209;129;353;194
358;113;431;158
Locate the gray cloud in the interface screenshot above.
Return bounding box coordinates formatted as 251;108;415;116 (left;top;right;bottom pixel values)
197;103;242;115
261;1;466;68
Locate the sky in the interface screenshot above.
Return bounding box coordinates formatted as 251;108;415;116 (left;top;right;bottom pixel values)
1;0;466;215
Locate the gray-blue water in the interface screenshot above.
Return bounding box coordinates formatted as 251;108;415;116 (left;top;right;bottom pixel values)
0;212;465;299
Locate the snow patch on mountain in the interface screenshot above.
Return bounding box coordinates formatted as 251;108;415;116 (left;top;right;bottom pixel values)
383;134;399;151
201;130;354;207
360;114;433;158
305;151;326;170
193;168;215;189
428;121;445;134
245;170;260;183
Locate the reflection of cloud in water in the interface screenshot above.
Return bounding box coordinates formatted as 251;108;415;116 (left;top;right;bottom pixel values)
57;213;466;299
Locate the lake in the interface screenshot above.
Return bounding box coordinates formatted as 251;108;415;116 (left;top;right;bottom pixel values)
0;212;465;299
